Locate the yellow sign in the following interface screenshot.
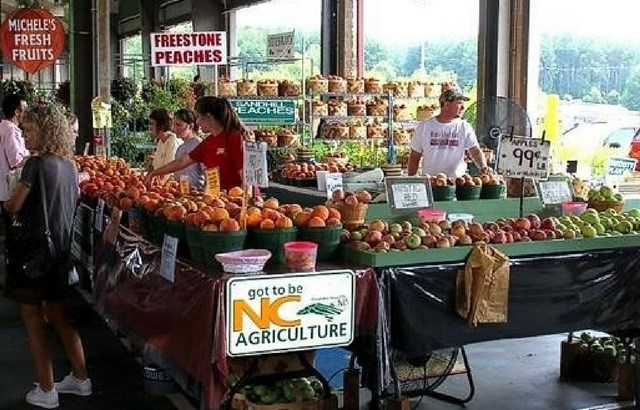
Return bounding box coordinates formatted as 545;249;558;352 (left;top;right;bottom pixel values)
205;167;220;196
179;176;191;196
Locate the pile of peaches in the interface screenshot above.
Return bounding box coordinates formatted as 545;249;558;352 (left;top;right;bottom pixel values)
75;155;343;234
280;162;357;183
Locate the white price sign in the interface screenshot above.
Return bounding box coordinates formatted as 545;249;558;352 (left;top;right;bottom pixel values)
244;142;269;187
94;199;105;232
606;157;637;176
325;173;343;199
498;136;550;179
537;180;572;204
267;31;294;59
385;177;431;210
159;235;178;283
226;270;355;357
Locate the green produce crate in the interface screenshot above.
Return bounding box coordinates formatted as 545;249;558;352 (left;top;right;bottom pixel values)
298;226;342;261
248;228;298;264
456;185;481;201
200;230;247;267
431;185;456;201
186;226;206;264
165;220;190;258
342;234;640;268
147;213;167;245
480;184;506;199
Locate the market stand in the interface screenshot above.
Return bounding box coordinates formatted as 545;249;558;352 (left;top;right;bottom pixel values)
75;203;382;410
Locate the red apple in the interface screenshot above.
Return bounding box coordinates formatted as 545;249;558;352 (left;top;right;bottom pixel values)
332;189;345;201
421;234;437;248
514;218;531;230
344;195;359;206
526;214;541;229
511;231;522;242
540;217;556;231
483;222;500;232
469;223;485;237
491;231;507;244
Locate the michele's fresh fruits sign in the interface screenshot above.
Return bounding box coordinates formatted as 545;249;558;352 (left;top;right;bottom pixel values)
0;8;65;74
226;271;355;357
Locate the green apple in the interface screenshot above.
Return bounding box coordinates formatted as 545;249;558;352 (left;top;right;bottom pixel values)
593;223;606;236
588;189;599;200
628;209;640;219
581;225;597;238
599;185;614;200
563;230;576;239
613;193;624;202
616;221;633;234
581;212;600;226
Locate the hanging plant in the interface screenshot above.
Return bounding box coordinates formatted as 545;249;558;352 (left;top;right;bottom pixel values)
1;79;36;102
55;80;70;107
110;77;138;104
15;0;69;7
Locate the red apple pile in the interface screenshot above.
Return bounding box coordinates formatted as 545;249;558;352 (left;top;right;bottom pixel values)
455;174;483;187
429;173;455;187
328;189;372;207
342;213;563;253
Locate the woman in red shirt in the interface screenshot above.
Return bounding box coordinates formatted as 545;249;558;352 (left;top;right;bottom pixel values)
146;97;245;190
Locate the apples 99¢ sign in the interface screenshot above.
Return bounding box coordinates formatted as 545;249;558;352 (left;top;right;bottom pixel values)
498;136;550;179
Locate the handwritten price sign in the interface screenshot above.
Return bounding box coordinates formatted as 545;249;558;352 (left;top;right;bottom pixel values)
244;142;269;187
537;179;572;204
498;136;550;179
607;157;637;176
205;168;221;196
385;177;431;210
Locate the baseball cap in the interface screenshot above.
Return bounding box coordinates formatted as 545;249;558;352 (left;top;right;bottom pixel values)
439;89;470;105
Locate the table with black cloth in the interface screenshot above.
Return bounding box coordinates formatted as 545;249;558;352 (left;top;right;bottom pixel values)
87;208;382;410
378;248;640;404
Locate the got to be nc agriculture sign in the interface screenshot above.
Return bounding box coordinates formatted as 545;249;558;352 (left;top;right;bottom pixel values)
226;270;355;357
0;8;66;74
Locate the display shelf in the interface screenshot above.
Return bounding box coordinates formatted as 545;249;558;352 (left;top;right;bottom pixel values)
319;115;387;121
227;95;302;100
308;92;387;99
342;234;640;268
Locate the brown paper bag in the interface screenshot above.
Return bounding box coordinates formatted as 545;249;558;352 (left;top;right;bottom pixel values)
456;243;510;327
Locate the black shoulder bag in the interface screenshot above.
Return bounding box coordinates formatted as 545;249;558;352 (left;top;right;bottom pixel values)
6;159;57;280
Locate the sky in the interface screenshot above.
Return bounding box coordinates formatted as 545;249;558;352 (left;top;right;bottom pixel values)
236;0;640;45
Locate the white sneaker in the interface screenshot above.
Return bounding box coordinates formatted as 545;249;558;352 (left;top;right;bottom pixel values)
54;373;92;396
25;384;59;409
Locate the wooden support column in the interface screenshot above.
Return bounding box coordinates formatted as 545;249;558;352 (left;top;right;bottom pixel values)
509;0;530;110
336;0;356;77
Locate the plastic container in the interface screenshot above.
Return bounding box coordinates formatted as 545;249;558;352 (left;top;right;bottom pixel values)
418;208;447;224
215;249;272;274
248;228;298;264
480;184;506;199
447;213;474;224
562;201;588;216
456;185;482;201
284;241;318;271
431;185;456;201
298;226;342;261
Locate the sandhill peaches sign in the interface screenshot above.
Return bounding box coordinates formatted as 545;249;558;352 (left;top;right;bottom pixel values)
0;8;65;74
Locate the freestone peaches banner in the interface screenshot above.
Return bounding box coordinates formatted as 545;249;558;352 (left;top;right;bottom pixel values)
0;8;65;74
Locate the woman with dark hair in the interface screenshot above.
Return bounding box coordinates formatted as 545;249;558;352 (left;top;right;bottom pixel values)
149;108;182;171
172;108;205;189
146;96;245;190
4;103;91;408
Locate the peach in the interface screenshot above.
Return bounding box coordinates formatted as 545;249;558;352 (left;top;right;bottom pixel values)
308;216;326;228
259;219;276;230
220;218;241;232
311;205;330;221
275;216;294;229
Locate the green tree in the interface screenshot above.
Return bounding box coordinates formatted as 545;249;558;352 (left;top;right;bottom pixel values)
582;86;604;103
606;89;621;105
621;65;640;110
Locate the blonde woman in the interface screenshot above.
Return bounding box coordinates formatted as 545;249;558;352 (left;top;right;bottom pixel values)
4;103;91;408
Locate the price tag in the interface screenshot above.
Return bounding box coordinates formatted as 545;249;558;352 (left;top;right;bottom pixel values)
244;142;269;187
83;142;90;155
498;136;550;179
606;157;637;177
179;175;191;195
205;168;221;196
94;198;105;232
537;179;572;204
385;177;431;210
159;235;178;283
325;173;343;198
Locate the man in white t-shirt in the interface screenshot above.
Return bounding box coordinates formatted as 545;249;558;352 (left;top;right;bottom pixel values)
407;90;488;178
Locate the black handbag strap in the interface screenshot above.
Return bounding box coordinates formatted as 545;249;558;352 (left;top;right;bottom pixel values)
37;157;51;238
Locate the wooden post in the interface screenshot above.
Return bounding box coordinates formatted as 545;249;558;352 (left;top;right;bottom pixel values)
560;339;581;380
618;362;635;401
386;396;410;410
343;368;360;410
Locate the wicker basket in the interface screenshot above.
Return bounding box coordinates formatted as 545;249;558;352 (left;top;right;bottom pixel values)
334;203;368;229
588;200;624;213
